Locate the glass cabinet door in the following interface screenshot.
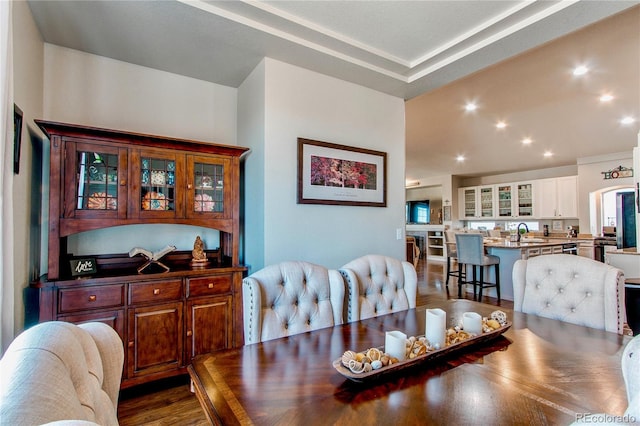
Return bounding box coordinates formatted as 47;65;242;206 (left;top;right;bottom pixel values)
463;188;477;218
140;156;177;213
479;186;494;218
68;142;125;218
517;183;533;216
497;185;513;218
187;156;231;218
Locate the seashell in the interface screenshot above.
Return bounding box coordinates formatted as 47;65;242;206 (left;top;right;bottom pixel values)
486;319;500;330
341;350;357;367
409;352;416;359
447;328;456;336
490;310;508;326
356;352;365;362
366;348;382;361
362;363;373;373
380;355;390;366
348;359;364;373
416;345;427;356
360;356;372;364
371;360;383;370
389;357;399;365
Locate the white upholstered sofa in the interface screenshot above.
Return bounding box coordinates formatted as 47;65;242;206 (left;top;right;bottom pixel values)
0;321;124;426
513;254;625;334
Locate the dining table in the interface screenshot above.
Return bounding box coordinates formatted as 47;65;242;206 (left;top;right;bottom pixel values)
188;299;632;425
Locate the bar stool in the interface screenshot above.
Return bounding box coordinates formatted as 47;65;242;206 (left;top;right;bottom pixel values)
444;231;465;287
455;233;500;301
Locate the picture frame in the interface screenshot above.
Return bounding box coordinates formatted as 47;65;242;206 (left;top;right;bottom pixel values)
297;138;386;207
13;104;23;174
443;205;451;222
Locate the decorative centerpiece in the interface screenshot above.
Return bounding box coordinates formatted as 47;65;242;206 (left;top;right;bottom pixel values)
191;236;208;267
333;310;510;381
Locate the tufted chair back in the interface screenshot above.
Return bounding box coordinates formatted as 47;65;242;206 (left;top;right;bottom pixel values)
622;334;640;419
513;254;625;334
339;255;417;322
242;261;345;344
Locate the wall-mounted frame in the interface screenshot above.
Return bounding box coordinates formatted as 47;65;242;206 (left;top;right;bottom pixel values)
297;138;386;207
13;104;23;174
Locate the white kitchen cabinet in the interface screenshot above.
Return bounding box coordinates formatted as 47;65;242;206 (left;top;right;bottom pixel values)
459;186;495;219
515;182;534;217
459;187;478;219
496;184;515;218
461;182;533;219
534;176;578;218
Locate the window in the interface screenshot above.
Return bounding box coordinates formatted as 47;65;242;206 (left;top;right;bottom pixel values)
505;221;539;231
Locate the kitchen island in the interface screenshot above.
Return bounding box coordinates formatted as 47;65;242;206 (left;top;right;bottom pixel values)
606;248;640;279
463;238;578;301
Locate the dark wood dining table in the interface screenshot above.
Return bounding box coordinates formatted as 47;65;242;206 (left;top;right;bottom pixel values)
188;299;631;425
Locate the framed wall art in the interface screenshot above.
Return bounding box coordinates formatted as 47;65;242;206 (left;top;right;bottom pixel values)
297;138;387;207
13;104;23;174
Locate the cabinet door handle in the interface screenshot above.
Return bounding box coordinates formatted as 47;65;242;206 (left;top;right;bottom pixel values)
208;283;214;289
88;295;97;302
153;288;160;295
186;330;193;337
187;183;193;189
128;341;134;348
120;179;126;186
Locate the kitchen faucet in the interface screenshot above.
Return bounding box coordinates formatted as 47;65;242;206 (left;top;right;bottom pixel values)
517;223;529;242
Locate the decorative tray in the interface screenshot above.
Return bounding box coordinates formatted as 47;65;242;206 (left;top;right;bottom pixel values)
332;322;511;382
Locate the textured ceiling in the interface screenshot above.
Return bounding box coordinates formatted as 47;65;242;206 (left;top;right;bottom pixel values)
26;0;640;179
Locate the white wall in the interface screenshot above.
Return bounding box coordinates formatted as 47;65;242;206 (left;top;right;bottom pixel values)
239;59;406;272
237;60;266;268
12;0;44;335
577;152;634;235
42;45;239;257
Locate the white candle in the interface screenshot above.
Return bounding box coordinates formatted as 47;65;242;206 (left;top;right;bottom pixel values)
425;308;446;348
385;330;407;360
463;312;482;335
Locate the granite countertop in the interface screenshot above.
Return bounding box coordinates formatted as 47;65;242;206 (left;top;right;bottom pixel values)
608;248;640;255
483;238;579;249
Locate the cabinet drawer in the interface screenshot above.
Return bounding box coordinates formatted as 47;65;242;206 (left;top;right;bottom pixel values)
129;280;183;305
187;275;232;297
58;284;125;313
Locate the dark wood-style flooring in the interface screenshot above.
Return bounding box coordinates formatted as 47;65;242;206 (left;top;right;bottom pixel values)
117;259;510;425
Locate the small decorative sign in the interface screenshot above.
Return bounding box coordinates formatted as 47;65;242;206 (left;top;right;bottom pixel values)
602;165;633;180
70;258;97;277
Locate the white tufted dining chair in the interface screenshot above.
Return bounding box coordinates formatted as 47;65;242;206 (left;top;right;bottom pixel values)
339;255;417;322
242;261;344;344
513;254;625;334
569;333;640;426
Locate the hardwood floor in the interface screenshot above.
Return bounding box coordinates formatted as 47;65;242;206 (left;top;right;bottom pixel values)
117;258;510;425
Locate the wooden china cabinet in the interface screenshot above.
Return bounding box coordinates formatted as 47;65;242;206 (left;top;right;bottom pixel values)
27;120;249;388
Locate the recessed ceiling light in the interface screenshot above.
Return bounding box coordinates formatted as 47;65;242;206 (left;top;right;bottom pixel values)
464;102;477;112
599;93;614;102
573;65;588;76
496;121;507;129
522;137;532;145
543;151;553;157
620;116;636;125
456;155;465;162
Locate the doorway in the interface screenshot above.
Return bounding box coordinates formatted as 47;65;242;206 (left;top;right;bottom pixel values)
590;185;634;236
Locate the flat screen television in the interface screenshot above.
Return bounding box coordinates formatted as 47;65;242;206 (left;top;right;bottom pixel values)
406;200;430;224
